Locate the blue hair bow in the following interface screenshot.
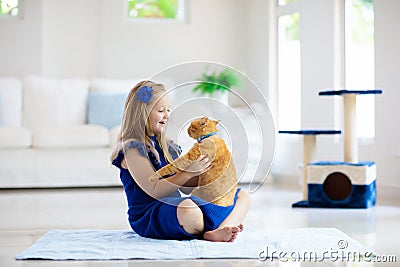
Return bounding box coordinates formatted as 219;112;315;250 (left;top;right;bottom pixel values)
136;86;153;103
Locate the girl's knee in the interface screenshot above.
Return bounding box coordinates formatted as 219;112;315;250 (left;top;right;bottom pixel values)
178;199;198;208
177;199;202;220
238;189;250;202
238;189;251;206
177;199;204;234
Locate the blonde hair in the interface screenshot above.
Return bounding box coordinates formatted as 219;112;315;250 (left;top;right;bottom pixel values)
110;80;176;166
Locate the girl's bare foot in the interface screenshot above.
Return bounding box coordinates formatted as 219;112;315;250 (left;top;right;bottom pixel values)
203;226;240;242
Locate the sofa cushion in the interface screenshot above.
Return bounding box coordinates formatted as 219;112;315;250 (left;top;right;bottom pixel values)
23;76;89;129
87;92;126;129
0;126;32;148
0;77;22;127
90;78;140;94
32;125;109;148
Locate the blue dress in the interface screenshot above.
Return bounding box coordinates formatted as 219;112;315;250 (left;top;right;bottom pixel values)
112;136;240;240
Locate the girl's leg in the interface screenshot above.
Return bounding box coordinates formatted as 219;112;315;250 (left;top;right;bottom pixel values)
176;197;245;242
203;189;251;242
177;190;250;242
177;199;204;235
219;189;251;228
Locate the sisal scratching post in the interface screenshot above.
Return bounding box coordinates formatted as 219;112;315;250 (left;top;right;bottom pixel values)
319;89;382;163
302;135;316;200
343;94;358;163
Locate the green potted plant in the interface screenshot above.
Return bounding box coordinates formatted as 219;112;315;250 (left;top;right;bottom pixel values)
193;67;241;98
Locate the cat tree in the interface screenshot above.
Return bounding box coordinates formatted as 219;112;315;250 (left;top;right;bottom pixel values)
279;89;382;208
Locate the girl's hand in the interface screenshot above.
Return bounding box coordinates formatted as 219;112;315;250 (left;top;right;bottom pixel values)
182;155;212;177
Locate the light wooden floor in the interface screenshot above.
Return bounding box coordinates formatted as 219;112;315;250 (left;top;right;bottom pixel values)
1;183;399;267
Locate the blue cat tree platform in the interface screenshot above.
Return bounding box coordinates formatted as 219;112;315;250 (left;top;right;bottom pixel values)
279;89;382;209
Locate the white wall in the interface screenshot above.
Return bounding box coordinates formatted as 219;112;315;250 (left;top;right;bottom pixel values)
0;0;42;76
41;0;101;78
0;0;268;99
244;0;269;94
374;0;400;187
100;0;248;79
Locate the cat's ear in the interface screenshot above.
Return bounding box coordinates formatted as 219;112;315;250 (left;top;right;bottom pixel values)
212;119;220;125
200;116;208;125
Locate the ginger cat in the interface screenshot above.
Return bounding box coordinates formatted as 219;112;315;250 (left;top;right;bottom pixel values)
149;117;238;206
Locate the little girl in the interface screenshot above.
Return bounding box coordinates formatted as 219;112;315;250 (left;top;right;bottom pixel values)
110;80;250;242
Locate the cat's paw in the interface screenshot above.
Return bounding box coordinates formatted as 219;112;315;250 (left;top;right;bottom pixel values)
149;173;161;182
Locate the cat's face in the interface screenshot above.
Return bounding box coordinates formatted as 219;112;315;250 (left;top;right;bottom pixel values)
187;117;219;139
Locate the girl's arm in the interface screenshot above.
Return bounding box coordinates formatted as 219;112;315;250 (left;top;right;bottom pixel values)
123;147;210;199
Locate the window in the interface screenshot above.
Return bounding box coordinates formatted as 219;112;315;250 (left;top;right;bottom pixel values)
278;0;297;6
278;12;301;130
0;0;19;17
344;0;375;138
127;0;185;21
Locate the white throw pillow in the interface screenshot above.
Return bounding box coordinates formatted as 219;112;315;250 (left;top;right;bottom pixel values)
23;76;90;129
0;77;22;127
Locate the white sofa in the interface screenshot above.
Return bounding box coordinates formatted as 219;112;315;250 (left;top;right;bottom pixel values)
0;76;140;188
0;75;274;188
